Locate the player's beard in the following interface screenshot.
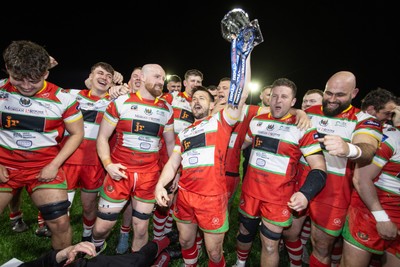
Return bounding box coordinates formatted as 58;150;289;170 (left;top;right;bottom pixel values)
193;106;209;120
145;82;163;98
322;98;352;117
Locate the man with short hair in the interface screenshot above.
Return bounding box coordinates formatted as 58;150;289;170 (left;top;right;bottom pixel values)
259;85;272;107
154;56;251;267
235;78;326;267
166;74;182;93
0;40;84;250
92;63;175;254
340;88;398;267
301;89;323;110
307;71;384;266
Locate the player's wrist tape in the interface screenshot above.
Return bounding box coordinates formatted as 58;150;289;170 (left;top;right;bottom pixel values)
101;158;112;168
347;143;362;159
371;210;390;222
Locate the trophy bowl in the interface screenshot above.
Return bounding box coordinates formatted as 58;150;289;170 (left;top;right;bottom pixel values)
221;8;264;46
221;8;250;42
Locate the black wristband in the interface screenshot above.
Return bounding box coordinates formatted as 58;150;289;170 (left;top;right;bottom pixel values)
299;169;327;201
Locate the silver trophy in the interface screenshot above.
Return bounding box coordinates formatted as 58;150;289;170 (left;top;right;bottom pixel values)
221;8;264;47
221;8;263;107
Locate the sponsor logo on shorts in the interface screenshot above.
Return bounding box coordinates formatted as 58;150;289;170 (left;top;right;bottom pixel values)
333;218;342;226
356;231;369;241
212;217;220;226
106;185;114;193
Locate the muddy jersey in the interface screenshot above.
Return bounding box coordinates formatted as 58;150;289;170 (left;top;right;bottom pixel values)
306;105;383;208
242;113;322;205
63;89;112;165
0;79;82;168
162;91;193;135
176;110;235;195
103;91;174;172
225;104;261;175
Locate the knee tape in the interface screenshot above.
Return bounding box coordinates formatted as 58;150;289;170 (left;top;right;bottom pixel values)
97;210;119;221
260;223;282;241
132;209;153;220
38;200;70;221
237;213;260;243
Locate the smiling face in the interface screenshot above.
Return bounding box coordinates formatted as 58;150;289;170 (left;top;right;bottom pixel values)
89;66;114;93
8;73;48;97
142;64;166;98
322;71;358;117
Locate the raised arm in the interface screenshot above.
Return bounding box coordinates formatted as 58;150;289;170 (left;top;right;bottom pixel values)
224;54;251;122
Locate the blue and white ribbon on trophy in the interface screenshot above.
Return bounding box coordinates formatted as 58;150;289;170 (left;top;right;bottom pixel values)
221;9;264;108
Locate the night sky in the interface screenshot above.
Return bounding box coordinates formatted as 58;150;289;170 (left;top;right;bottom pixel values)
1;0;398;108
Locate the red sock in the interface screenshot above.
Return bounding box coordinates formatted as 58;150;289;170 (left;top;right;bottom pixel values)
284;239;303;267
300;219;311;246
182;242;198;267
195;233;203;249
208;255;226;267
82;216;96;229
37;212;45;228
331;241;342;266
236;246;251;261
153;206;168;239
309;253;330;267
164;206;174;233
9;211;22;220
120;225;131;234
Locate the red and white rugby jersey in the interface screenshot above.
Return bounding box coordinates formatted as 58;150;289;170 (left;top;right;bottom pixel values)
176;110;234;195
306;104;383;208
161;91;193;135
242;112;321;204
62;89;112;165
0;79;82;168
372;124;400;195
225;104;261;175
103;91;174;172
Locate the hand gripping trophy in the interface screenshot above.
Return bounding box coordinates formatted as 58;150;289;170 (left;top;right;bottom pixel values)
221;8;264;108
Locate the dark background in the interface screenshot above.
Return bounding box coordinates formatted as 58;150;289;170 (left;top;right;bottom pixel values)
1;1;398;108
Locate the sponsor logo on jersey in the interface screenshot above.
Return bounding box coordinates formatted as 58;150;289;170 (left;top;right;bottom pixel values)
364;120;380;127
179;109;194;124
2;112;45;132
254;135;279;154
132;119;160;137
19;97;32;107
182;134;206;152
0;91;9;100
319;119;329;127
16;139;32;148
335;121;347;127
81;109;98;123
